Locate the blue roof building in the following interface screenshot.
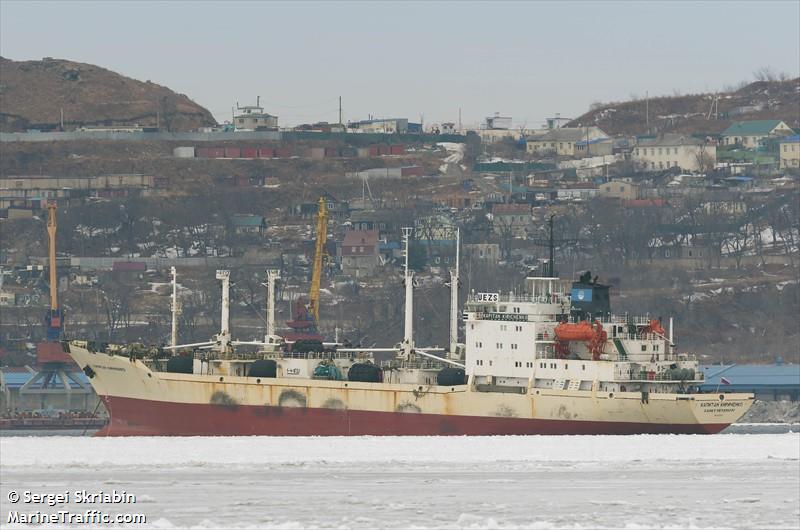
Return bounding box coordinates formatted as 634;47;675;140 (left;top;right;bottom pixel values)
699;362;800;401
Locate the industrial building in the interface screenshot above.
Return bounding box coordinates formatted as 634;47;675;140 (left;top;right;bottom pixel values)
699;361;800;401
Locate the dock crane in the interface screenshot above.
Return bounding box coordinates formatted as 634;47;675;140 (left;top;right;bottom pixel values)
285;197;328;341
25;201;89;410
44;201;64;340
308;197;328;325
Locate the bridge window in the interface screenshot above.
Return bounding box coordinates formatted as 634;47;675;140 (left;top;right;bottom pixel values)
641;344;647;352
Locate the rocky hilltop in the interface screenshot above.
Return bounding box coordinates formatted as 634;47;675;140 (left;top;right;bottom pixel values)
0;56;217;132
568;78;800;136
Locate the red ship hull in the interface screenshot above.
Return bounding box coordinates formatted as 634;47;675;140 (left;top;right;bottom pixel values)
96;396;729;437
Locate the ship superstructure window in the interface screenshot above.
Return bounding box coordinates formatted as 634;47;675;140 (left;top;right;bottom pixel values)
641;345;647;351
511;344;518;350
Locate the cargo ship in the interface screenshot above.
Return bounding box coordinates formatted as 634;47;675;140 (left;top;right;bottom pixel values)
64;225;753;436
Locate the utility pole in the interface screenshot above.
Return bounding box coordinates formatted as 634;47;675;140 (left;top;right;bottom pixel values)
60;108;64;130
458;107;462;132
645;91;650;134
338;96;342;125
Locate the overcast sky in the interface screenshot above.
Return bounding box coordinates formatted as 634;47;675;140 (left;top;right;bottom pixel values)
2;1;799;128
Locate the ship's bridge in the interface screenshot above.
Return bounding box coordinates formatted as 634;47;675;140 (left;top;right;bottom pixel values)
464;277;571;322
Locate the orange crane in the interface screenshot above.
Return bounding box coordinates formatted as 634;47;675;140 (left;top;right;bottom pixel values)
308;197;328;325
44;201;63;340
285;197;328;341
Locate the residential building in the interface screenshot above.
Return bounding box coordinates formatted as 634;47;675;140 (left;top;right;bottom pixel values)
527;127;609;157
340;230;380;277
720;120;793;148
233;99;278;131
598;180;641;200
491;203;533;238
349;118;408;134
633;134;716;172
484;114;512;130
779;135;800;169
231;214;267;237
556;184;598;201
463;243;501;265
574;137;613;158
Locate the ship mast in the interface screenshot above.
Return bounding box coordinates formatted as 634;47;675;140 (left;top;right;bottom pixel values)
449;227;460;355
265;269;280;340
216;270;231;352
170;266;179;348
401;227;414;358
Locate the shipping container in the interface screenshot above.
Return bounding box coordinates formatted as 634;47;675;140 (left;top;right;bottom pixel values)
325;147;339;157
208;147;226;158
173;146;196;158
274;147;292;158
377;145;391;156
390;144;406;155
401;166;425;177
310;147;326;160
357;147;371;158
368;146;380;157
258;147;274;158
196;147;211;158
340;147;358;158
224;147;241;158
241;148;258;159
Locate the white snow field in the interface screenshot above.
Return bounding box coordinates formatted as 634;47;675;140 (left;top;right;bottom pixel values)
1;434;798;529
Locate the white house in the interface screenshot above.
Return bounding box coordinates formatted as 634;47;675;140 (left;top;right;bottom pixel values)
633;134;716;173
720;120;793;148
527;127;609;157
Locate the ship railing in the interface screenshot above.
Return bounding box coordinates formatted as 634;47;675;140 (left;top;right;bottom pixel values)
595;315;656;326
281;351;357;360
466;293;566;304
615;371;705;383
379;360;445;370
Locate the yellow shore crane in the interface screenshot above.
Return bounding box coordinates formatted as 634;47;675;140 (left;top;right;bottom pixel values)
308;197;328;325
44;201;64;340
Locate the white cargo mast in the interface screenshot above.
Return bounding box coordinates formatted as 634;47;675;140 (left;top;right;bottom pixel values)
170;266;180;348
216;270;231;351
265;269;280;341
401;227;414;359
449;227;460;356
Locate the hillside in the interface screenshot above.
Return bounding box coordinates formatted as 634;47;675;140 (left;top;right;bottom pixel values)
0;57;217;132
567;78;800;136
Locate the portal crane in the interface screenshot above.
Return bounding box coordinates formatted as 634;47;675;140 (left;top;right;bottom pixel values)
44;201;64;340
285;197;328;341
308;197;328;324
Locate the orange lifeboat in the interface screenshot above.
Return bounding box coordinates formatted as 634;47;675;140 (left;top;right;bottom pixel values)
642;319;666;336
554;320;596;341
